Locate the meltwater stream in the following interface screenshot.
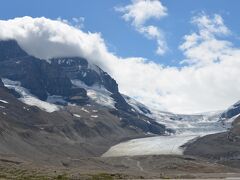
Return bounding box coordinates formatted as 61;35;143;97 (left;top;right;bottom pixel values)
103;110;230;157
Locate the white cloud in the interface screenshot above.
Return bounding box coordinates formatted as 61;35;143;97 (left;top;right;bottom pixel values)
1;16;240;114
115;0;167;27
115;0;168;55
180;14;231;66
138;25;167;55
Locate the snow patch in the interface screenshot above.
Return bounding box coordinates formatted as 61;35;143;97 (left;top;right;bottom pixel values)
21;97;59;113
91;115;98;118
0;100;8;104
71;80;115;109
23;106;30;111
2;78;59;113
81;107;89;113
123;95;150;114
73;114;81;118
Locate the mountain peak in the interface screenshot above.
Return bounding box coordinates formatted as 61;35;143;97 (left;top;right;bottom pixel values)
0;40;28;60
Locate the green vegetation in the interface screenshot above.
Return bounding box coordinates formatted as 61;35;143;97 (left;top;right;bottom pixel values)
90;173;114;180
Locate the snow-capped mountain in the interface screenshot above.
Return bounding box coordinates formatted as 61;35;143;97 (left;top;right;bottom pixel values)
0;40;167;133
0;40;173;162
1;39;240;165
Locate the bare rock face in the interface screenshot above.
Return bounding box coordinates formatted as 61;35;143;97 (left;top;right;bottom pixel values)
0;79;3;87
0;40;167;135
0;40;27;60
50;57;166;134
51;57;133;112
0;40;88;102
0;86;144;163
0;40;169;164
231;117;240;136
184;116;240;168
221;101;240;119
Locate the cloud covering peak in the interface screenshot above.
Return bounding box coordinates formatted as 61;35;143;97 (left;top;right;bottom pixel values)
0;16;112;70
0;16;240;114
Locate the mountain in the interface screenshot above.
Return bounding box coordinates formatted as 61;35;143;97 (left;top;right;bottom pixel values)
1;39;240;171
221;101;240;119
185;104;240;168
0;40;87;103
0;40;168;164
50;57;133;112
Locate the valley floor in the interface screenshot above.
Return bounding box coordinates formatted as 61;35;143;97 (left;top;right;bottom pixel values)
0;155;240;179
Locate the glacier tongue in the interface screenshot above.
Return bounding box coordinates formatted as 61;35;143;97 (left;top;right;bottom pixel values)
103;96;230;157
102;134;199;157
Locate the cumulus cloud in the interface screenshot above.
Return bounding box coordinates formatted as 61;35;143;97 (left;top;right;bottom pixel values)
180;14;231;66
0;16;113;71
0;15;240;114
115;0;167;27
115;0;168;55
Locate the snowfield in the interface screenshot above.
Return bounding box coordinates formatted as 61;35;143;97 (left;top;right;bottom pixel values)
71;79;116;109
2;78;60;113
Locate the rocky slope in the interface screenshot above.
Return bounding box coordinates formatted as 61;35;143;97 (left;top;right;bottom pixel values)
184;112;240;168
0;40;169;164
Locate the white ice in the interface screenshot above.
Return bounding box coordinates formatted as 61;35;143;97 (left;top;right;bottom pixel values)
102;134;200;157
71;79;116;109
2;78;59;113
73;114;81;118
103;96;229;157
0;99;8;104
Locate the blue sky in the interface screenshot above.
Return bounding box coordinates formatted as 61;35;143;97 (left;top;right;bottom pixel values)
1;0;240;66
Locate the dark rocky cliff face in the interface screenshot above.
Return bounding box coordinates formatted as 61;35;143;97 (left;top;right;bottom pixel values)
51;57;133;112
0;40;169;163
0;40;88;103
0;40;132;111
0;40;28;60
231;117;240;136
184;116;240;168
221;101;240;119
50;57;166;134
0;40;168;136
0;79;3;87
